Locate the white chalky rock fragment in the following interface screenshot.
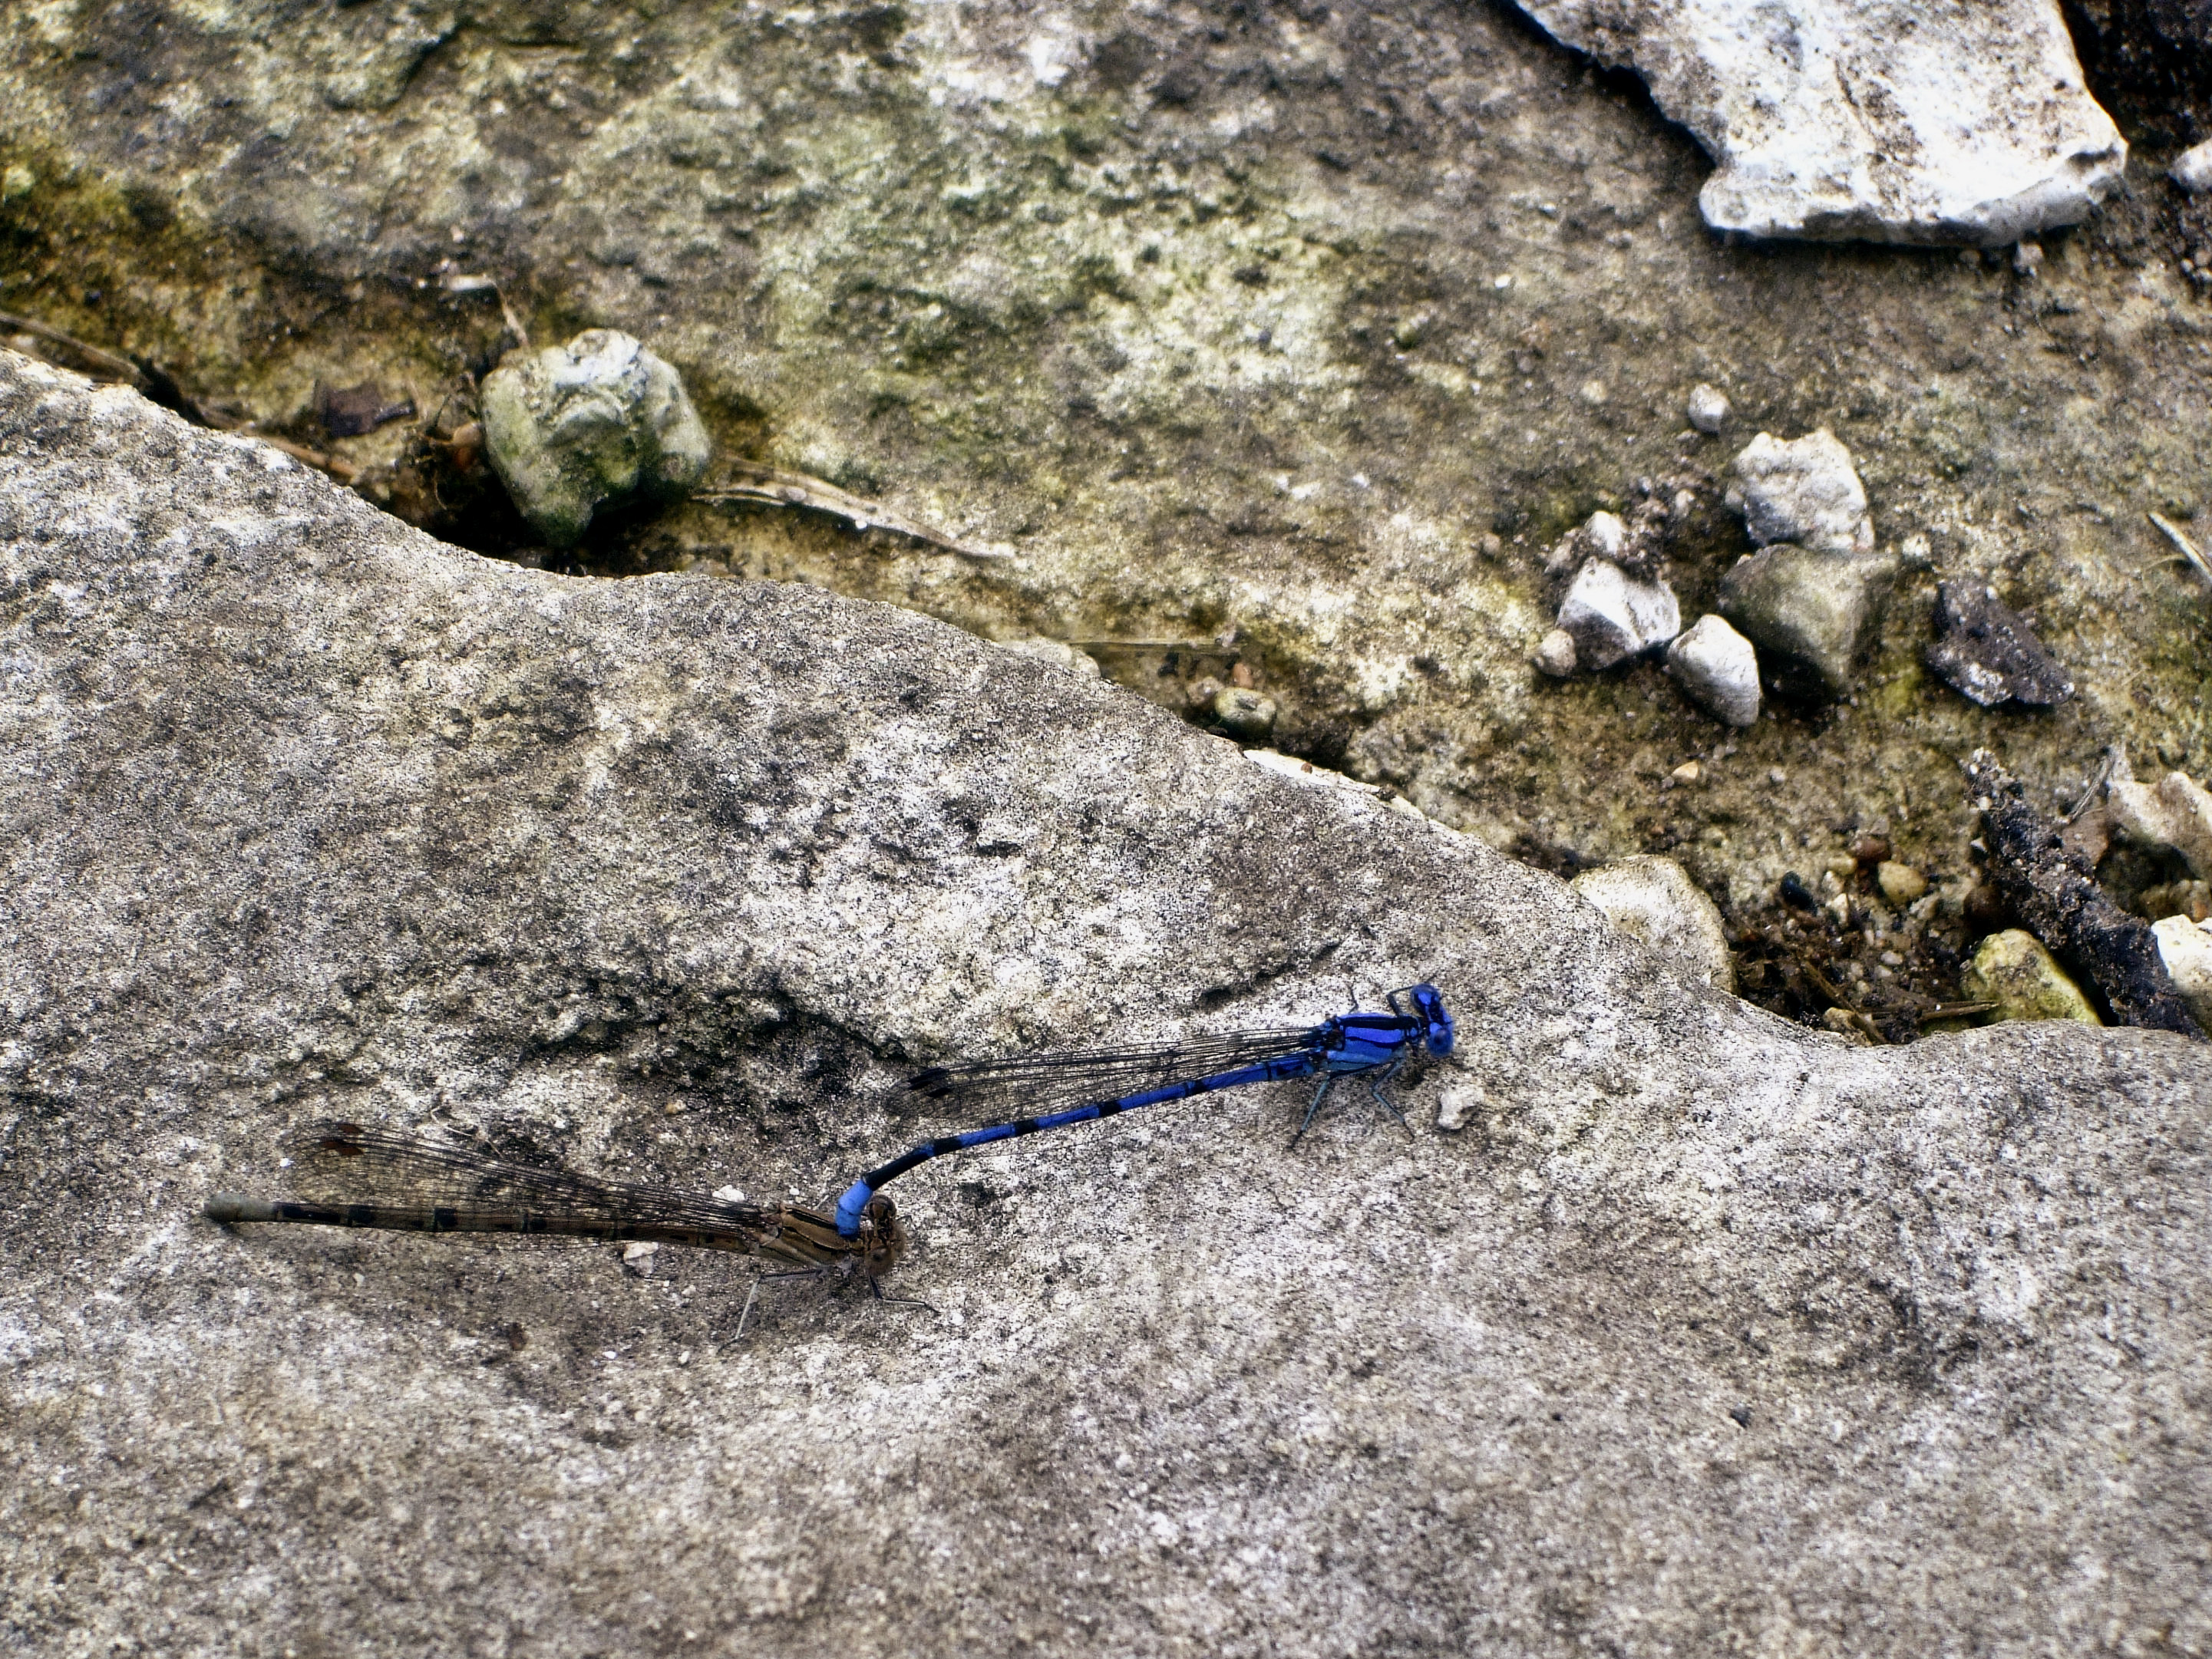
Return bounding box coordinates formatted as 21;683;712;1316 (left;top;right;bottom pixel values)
1435;1084;1482;1133
1725;429;1873;555
1687;383;1730;434
2173;139;2212;195
1557;559;1682;671
1511;0;2125;246
1545;509;1626;576
1665;613;1761;726
1583;509;1626;560
2152;916;2212;1030
1571;855;1735;992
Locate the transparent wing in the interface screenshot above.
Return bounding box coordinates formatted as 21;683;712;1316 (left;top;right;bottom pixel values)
279;1121;776;1234
909;1025;1324;1117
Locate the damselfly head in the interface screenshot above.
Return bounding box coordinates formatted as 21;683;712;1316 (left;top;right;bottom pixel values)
1408;984;1455;1057
857;1193;907;1277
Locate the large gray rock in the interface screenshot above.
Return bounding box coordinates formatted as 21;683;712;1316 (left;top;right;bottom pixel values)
1570;855;1735;991
5;354;2211;1656
1512;0;2126;244
1;0;2208;934
1719;542;1899;699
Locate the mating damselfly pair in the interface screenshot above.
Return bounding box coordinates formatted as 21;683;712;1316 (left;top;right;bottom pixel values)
208;984;1456;1326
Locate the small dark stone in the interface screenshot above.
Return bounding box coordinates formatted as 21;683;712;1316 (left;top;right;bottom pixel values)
1851;836;1890;866
1926;582;2073;708
1728;1404;1754;1428
314;379;415;439
1963;882;2010;932
1780;871;1818;911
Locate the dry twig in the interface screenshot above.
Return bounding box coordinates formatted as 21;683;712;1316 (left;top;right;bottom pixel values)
0;308;153;393
1963;750;2203;1037
2148;512;2212;594
696;462;1009;561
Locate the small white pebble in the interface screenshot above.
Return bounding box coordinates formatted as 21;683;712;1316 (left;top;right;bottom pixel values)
1769;767;1788;785
2171;137;2212;194
1686;383;1730;434
1436;1085;1481;1133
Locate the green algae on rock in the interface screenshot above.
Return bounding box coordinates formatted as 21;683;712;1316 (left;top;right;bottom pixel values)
479;330;711;549
1962;927;2103;1024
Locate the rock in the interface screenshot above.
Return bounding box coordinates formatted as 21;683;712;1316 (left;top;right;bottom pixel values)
2138;879;2211;924
2173;138;2212;193
2152;916;2212;1028
1962;928;2101;1024
1512;0;2125;245
1543;508;1628;577
1532;627;1579;678
1557;559;1682;672
1925;581;2074;708
2108;764;2212;879
478;329;711;549
1877;861;1929;908
1212;684;1279;740
1686;383;1730;433
1820;1006;1877;1044
1434;1083;1481;1132
1716;431;1893;698
6;0;2207;952
1665;613;1761;727
995;635;1103;679
1725;430;1873;556
1719;543;1900;700
11;252;2212;1659
1570;855;1735;991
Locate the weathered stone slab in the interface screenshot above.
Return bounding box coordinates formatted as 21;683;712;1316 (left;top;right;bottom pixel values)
2;353;2208;1655
1513;0;2126;243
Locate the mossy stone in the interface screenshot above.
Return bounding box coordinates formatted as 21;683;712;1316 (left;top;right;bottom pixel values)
1962;928;2101;1025
1718;543;1898;701
479;330;711;549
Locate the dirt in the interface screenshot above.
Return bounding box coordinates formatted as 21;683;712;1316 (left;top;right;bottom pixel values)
5;0;2212;1031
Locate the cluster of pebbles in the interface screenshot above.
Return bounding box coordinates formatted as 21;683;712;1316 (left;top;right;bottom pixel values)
1533;413;1907;721
1536;393;2209;1042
